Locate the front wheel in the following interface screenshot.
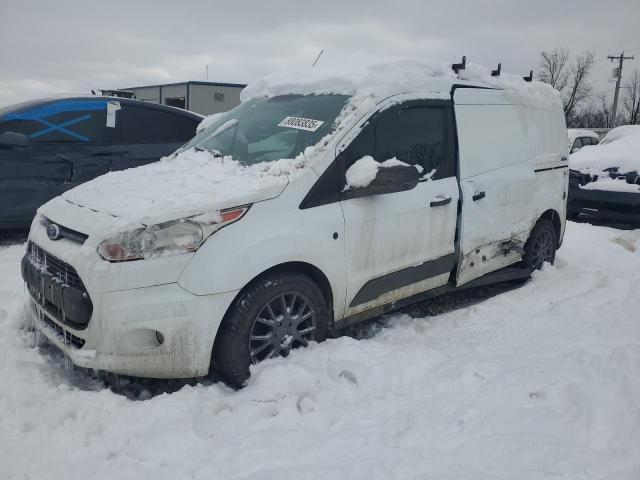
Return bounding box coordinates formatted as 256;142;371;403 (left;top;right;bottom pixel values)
522;219;558;272
211;272;330;388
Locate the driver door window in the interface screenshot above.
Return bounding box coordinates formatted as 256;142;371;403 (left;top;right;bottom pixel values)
340;103;455;187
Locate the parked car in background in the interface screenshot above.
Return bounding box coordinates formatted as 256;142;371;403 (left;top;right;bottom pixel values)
568;125;640;223
568;128;599;154
0;97;202;229
21;60;567;387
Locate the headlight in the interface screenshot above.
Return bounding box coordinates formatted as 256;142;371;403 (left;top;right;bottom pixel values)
98;205;249;262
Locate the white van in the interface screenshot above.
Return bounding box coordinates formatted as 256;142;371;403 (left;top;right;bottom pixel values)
22;60;568;386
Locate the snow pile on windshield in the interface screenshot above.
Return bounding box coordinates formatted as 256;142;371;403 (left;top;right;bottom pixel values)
62;149;292;226
2;222;640;478
570;125;640;193
344;156;413;189
241;55;559;109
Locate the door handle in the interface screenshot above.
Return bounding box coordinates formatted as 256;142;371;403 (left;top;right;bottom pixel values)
472;191;486;201
430;195;452;207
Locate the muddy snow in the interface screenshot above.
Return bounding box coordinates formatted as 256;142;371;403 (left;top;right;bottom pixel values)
1;221;639;479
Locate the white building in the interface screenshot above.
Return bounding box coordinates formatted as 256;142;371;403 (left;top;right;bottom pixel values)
121;81;246;115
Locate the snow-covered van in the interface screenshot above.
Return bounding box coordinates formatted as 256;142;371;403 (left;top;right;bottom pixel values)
22;59;568;386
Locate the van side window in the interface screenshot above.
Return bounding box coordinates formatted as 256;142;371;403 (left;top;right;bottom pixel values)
342;102;455;182
300;100;456;209
119;106;197;144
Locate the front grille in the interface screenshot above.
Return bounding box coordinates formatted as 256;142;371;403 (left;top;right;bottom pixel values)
38;307;86;348
23;242;93;331
27;242;84;290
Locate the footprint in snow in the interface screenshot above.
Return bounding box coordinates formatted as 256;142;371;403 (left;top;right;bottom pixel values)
529;390;547;400
339;370;358;386
297;395;315;414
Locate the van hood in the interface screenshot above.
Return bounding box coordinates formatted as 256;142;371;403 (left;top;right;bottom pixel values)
61;149;289;230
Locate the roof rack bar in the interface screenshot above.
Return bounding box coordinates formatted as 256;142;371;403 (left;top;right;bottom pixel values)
523;70;533;82
491;63;502;77
452;56;466;74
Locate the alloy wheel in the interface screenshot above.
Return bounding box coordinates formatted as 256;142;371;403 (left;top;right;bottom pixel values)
248;292;316;363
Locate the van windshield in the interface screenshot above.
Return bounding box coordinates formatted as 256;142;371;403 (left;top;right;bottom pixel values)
182;94;350;165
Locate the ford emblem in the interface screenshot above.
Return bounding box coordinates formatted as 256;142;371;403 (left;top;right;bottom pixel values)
47;223;62;241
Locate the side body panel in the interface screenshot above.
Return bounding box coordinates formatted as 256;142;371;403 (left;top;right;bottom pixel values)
454;89;567;285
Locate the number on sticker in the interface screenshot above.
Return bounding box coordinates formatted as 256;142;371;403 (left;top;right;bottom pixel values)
278;116;324;132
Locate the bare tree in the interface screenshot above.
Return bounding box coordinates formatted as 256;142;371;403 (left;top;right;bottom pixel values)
572;93;613;128
623;70;640;125
538;48;595;125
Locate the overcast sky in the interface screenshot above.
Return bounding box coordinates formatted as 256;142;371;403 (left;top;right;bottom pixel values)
1;0;639;107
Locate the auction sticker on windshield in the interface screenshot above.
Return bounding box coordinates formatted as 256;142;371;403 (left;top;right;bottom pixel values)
278;116;324;132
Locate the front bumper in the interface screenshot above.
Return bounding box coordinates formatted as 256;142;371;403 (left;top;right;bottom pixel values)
568;179;640;223
23;244;239;379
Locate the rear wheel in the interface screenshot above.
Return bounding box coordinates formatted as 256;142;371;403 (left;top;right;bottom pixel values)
212;272;329;388
522;219;557;272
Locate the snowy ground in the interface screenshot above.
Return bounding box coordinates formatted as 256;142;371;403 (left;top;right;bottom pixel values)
1;222;639;479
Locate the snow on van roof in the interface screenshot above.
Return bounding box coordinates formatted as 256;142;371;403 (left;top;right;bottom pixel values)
241;56;560;109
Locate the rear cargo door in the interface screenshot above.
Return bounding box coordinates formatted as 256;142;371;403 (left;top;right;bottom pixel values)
454;88;535;285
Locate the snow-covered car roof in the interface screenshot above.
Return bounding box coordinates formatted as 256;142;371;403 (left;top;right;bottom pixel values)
568;128;599;144
600;125;640;144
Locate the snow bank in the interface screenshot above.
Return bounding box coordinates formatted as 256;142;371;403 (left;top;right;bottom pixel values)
2;222;640;479
344;156;412;189
571;125;640;175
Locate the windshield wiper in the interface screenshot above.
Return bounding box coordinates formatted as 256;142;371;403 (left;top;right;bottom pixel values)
194;145;224;158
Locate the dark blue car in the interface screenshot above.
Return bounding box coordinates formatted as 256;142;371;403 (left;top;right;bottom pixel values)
0;96;202;228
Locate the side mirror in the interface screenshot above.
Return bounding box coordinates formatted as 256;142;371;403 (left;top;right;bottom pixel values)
0;131;30;148
344;164;420;200
571;147;581;154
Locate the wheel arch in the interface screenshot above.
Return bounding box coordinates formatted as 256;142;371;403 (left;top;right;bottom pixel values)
538;208;562;246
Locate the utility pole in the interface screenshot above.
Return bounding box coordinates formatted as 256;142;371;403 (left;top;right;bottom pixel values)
607;52;634;127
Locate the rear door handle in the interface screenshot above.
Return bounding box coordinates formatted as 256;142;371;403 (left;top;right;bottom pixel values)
472;191;486;201
430;195;452;207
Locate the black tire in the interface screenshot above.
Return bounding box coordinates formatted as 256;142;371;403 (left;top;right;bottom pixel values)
522;219;558;272
211;272;330;388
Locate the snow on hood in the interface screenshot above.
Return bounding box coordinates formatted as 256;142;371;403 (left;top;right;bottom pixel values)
570;125;640;174
62;149;296;227
240;55;559;109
